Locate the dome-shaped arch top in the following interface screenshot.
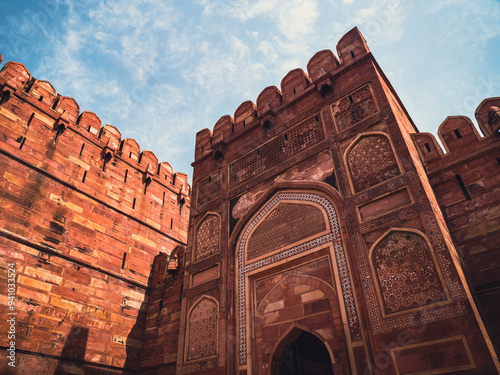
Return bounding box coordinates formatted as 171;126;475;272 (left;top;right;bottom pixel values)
272;328;336;375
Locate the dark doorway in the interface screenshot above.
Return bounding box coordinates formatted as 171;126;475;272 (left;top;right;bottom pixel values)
278;331;334;375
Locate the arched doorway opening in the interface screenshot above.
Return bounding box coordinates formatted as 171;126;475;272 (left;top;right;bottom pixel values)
274;331;334;375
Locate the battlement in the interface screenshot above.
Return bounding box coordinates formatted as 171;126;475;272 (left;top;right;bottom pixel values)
412;97;500;169
0;60;190;206
0;59;191;279
0;54;191;371
194;27;369;162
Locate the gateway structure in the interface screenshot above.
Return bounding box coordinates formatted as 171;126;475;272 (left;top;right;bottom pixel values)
184;28;499;375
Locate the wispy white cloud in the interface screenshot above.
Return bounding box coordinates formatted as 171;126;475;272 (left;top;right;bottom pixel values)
225;0;279;21
432;2;500;50
85;0;177;81
2;0;498;179
350;0;409;44
429;0;465;13
191;36;267;98
257;40;279;63
210;0;321;91
225;0;319;41
277;0;319;40
37;27;123;108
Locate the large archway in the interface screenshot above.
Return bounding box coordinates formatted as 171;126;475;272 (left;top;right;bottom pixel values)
231;185;365;374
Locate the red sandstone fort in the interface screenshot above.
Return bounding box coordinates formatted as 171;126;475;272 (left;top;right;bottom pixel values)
0;28;499;375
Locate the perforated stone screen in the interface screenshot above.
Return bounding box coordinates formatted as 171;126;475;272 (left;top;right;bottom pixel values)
373;231;446;315
332;84;378;130
187;298;218;360
197;171;221;206
229;115;324;186
347;134;400;192
194;215;220;261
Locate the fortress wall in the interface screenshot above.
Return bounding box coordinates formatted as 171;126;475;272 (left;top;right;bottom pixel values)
412;100;500;351
0;60;190;373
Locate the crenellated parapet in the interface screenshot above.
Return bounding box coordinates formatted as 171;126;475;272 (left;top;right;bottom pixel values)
193;27;370;164
411;98;500;362
412;97;500;169
0;62;80;124
0;59;190;244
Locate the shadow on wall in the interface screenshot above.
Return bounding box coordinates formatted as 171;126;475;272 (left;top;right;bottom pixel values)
54;326;89;374
124;274;150;374
124;250;184;375
50;256;166;374
50;264;155;375
124;254;164;374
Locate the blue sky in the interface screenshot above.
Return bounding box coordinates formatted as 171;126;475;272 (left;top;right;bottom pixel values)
1;0;499;180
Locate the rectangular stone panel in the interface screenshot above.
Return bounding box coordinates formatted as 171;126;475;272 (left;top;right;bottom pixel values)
331;84;378;131
191;265;219;287
357;188;412;221
229;114;324;186
390;335;475;375
197;170;221;207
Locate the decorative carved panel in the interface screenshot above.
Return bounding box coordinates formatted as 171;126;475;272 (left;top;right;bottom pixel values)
229;114;324;186
194;215;220;261
347;134;400;192
372;231;447;315
247;202;327;261
186;297;218;361
332;85;378;131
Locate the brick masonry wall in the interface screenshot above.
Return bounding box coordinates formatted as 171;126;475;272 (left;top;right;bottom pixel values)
140;249;185;375
0;59;190;374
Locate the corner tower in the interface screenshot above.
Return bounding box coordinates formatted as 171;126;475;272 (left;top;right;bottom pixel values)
180;28;498;374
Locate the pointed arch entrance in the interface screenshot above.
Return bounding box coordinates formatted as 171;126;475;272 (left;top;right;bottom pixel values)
271;328;335;375
232;185;366;374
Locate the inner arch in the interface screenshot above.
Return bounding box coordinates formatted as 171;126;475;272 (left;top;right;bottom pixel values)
274;331;334;375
